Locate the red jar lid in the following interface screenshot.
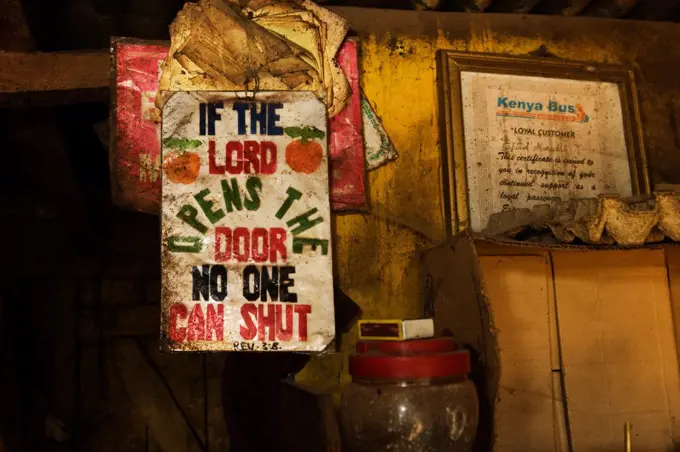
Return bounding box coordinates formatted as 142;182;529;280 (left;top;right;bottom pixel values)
350;338;471;380
356;337;456;355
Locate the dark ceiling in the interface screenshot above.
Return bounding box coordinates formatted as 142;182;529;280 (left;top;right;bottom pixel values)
17;0;680;52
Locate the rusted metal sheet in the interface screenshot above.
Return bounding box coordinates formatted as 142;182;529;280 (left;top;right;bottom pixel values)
110;38;166;214
110;38;367;215
160;91;335;352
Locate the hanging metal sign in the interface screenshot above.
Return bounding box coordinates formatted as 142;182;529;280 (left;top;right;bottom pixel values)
160;91;334;352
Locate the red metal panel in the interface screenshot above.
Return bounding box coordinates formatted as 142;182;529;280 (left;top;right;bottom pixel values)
110;39;167;214
329;38;368;211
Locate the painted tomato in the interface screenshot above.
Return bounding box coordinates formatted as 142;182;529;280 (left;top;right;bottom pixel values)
284;126;326;174
162;137;202;184
163;151;201;184
285;140;324;174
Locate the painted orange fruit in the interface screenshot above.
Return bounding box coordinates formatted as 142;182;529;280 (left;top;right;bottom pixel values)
284;126;326;174
163;151;201;184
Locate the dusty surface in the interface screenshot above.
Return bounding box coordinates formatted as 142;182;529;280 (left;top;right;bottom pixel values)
296;6;680;400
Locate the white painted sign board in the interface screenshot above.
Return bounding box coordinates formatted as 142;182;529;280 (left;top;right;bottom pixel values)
160;91;334;352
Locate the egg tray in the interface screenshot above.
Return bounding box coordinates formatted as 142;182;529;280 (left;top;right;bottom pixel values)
481;192;680;246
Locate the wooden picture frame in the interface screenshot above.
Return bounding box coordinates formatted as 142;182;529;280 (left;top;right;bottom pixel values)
437;50;649;235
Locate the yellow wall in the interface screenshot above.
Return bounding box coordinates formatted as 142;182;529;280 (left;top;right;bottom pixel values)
296;32;449;398
296;8;680;399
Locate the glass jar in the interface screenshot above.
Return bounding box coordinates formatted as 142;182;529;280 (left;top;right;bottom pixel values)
340;338;478;452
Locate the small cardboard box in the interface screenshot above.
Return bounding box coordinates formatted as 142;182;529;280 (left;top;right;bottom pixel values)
424;232;680;452
357;318;434;341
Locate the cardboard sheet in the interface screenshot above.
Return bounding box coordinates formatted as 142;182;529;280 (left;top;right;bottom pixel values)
480;255;564;451
553;250;680;451
425;234;680;451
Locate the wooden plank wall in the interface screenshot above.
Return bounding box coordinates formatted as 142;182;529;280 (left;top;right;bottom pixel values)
0;214;232;451
74;214;231;452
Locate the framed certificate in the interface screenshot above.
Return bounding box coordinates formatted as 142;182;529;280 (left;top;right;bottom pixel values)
437;51;648;234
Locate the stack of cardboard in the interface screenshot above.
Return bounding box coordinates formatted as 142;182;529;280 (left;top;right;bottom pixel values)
156;0;350;116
